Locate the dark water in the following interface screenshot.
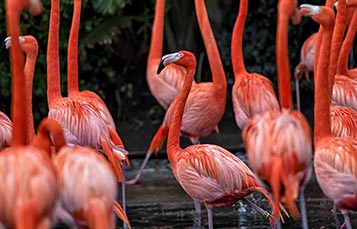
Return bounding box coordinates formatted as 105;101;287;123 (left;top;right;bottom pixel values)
122;152;356;229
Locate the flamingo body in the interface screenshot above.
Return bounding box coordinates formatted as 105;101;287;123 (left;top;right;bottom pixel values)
330;106;357;138
332;74;357;111
294;33;318;81
0;146;58;228
314;137;357;212
232;73;280;129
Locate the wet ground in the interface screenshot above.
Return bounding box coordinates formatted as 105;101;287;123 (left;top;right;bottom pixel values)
118;115;356;229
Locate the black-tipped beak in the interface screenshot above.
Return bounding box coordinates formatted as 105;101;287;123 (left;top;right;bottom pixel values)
157;59;165;74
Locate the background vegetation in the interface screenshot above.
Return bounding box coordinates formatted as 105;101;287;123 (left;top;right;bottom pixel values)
0;0;348;135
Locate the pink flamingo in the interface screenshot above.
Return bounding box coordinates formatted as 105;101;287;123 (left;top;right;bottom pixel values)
7;34;131;229
157;50;284;229
127;0;226;185
242;0;313;228
0;0;66;227
231;0;280;129
299;4;357;229
0;112;12;150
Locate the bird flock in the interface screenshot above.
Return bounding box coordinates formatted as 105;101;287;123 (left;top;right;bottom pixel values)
1;0;356;229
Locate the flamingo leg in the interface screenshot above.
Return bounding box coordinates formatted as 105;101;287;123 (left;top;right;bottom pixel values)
206;207;213;229
194;200;202;215
333;204;341;228
342;212;352;229
126;152;153;184
299;189;308;229
295;77;301;111
241;198;274;227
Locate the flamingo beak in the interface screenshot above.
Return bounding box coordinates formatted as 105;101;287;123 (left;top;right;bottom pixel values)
157;52;184;74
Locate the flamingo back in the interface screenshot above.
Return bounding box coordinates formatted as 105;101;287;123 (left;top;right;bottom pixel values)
171;144;265;209
0;112;13;150
232;73;280;129
0;146;58;227
54;146;117;217
330;106;357;138
314;137;357;211
300;33;318;72
332;74;357;111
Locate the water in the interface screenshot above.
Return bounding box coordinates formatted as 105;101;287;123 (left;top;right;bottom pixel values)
123;153;356;229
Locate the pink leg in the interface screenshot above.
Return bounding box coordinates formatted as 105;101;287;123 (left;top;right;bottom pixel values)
126;152;153;184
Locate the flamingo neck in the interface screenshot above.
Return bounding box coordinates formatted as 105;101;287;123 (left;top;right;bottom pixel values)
24;46;37;143
47;0;62;108
327;0;346;92
276;2;292;109
147;0;165;64
313;8;335;145
231;0;248;75
6;1;27;146
67;0;81;96
167;61;196;162
195;0;227;90
337;9;357;75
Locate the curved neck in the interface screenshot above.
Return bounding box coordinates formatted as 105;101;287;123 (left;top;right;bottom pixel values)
67;0;81;95
327;0;346;90
167;60;196;160
6;2;27;146
24;48;37;143
313;8;335;145
231;0;248;75
47;0;62;108
276;0;293;109
147;0;165;63
337;9;357;75
195;0;226;90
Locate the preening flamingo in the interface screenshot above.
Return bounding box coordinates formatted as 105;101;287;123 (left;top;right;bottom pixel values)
231;0;280;129
0;0;64;227
157;50;283;229
299;4;357;229
127;0;226;185
242;0;313;227
46;0;126;184
6;34;131;229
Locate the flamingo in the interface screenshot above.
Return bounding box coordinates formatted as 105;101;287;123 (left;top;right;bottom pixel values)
6;34;131;229
0;112;12;150
294;32;318;111
299;4;357;229
157;50;285;229
231;0;280;129
0;0;65;227
242;0;313;228
127;0;226;185
46;0;126;184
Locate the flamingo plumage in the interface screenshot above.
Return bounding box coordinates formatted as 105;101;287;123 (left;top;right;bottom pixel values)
0;112;12;150
127;0;226;185
158;50;282;229
242;0;313;227
0;0;65;227
231;0;280;129
46;0;126;183
299;4;357;229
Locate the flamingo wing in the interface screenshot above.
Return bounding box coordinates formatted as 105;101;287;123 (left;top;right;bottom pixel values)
332;75;357;111
330;106;357;138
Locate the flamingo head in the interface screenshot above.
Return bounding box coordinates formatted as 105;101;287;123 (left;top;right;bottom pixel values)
157;50;196;74
4;36;26;49
298;4;322;17
4;35;38;56
29;0;43;15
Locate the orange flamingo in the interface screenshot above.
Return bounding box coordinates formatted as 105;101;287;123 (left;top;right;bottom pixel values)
157;50;284;229
46;0;126;184
242;0;313;227
7;34;131;229
0;0;66;227
231;0;280;129
299;4;357;229
127;0;227;185
294;32;318;110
